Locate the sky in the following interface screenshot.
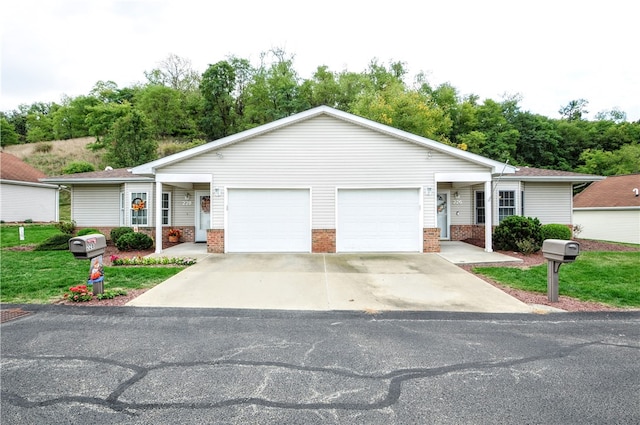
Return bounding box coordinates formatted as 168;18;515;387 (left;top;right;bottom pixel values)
1;0;639;121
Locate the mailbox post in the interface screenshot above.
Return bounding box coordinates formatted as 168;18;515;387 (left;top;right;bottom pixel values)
541;239;580;302
69;234;107;294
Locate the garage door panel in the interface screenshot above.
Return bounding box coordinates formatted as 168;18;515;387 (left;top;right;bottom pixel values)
337;189;421;252
227;189;310;252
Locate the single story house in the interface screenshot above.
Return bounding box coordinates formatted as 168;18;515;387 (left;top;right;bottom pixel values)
1;152;59;223
41;106;603;254
573;174;640;244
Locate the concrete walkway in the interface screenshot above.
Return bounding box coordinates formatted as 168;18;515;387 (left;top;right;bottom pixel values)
128;243;535;313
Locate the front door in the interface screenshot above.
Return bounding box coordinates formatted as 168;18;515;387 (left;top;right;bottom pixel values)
195;191;210;242
437;192;449;239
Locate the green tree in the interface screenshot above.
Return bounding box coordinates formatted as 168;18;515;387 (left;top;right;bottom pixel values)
0;117;20;146
145;53;200;92
513;112;567;169
62;161;96;174
52;95;99;139
559;99;589;121
136;85;187;138
200;60;238;139
104;110;157;167
578;144;640;176
85;102;132;143
25;102;57;142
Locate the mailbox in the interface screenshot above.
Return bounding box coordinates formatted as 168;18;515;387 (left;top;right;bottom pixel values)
542;239;580;262
542;239;580;302
69;234;106;259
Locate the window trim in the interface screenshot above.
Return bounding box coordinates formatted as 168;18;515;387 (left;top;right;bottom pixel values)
130;192;149;227
498;190;516;222
474;190;485;225
161;192;171;226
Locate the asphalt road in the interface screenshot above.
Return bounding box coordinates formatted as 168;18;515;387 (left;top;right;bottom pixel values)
1;305;639;424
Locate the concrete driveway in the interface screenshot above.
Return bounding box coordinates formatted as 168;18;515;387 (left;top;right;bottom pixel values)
127;248;534;313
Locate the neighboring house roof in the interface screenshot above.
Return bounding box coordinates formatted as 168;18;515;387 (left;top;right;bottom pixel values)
573;174;640;208
130;106;518;176
41;167;154;185
1;152;46;182
0;152;58;188
501;166;605;183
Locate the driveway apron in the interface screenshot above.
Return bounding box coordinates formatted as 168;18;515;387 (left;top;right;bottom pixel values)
127;252;533;313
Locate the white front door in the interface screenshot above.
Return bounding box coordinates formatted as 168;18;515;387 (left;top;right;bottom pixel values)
437;192;449;239
195;191;210;242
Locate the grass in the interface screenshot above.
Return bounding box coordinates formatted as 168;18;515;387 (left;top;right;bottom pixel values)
474;251;640;308
0;224;185;304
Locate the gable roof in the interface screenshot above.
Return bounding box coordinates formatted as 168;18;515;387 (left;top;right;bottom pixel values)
41;167;153;184
573;174;640;208
502;166;604;183
1;152;47;182
130;106;517;176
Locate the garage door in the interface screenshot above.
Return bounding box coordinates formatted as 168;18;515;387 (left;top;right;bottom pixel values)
227;189;311;252
337;188;421;252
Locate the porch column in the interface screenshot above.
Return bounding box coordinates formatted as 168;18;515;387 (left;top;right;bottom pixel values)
484;180;493;252
155;181;163;254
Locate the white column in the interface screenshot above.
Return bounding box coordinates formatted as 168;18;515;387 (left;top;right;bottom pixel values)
155;181;163;254
484;180;493;252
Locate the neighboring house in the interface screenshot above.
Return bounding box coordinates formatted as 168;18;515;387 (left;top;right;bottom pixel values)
0;152;59;223
573;174;640;244
42;106;603;254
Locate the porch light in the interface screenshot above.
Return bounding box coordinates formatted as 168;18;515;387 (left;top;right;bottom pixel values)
184;192;191;201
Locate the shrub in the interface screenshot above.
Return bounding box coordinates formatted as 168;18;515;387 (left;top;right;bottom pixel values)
64;284;93;302
110;227;134;244
56;220;76;234
24;219;33;223
62;161;95;174
34;233;73;251
515;238;538;255
34;142;53;153
115;232;154;251
541;224;572;241
77;228;102;236
493;216;543;252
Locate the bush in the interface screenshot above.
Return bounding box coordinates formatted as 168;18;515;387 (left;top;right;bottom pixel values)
77;228;103;236
515;238;539;255
34;142;53;153
56;220;76;234
115;232;154;251
541;224;572;241
62;161;95;174
493;216;543;252
110;227;134;244
34;233;73;251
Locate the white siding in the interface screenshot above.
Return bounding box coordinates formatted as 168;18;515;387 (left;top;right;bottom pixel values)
72;186;121;226
574;209;640;244
523;182;572;224
0;183;58;222
160;115;489;229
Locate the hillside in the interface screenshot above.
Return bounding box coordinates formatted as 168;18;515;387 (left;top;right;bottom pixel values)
2;137;103;176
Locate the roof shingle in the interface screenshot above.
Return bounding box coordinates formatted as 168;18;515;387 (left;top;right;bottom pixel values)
0;152;47;183
573;174;640;208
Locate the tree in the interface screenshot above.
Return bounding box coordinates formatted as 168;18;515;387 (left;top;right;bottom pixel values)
0;117;20;146
52;95;99;139
578;144;640;176
85;102;132;143
62;161;96;174
104;110;157;167
145;53;200;92
200;60;238;139
136;85;188;138
513;112;567;169
559;99;589;121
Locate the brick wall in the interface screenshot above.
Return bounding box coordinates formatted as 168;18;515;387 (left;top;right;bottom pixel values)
312;229;336;253
77;226;196;245
423;228;440;252
207;229;224;253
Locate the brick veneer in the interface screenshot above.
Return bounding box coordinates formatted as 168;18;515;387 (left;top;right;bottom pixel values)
207;229;224;253
77;226;196;245
312;229;336;253
423;228;440;252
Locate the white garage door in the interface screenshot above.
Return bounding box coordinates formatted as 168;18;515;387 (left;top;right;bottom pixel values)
337;189;421;252
227;189;311;252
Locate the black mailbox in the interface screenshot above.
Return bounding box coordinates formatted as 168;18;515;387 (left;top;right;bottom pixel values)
69;234;106;259
542;239;580;263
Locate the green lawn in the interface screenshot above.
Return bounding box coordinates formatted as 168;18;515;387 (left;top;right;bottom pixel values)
474;251;640;308
0;224;185;304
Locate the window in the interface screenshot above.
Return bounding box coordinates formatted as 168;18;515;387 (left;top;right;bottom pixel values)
131;192;148;226
475;191;485;224
498;190;516;222
120;192;125;226
161;192;171;226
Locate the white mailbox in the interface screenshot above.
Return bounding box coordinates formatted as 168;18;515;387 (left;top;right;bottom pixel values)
542;239;580;263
